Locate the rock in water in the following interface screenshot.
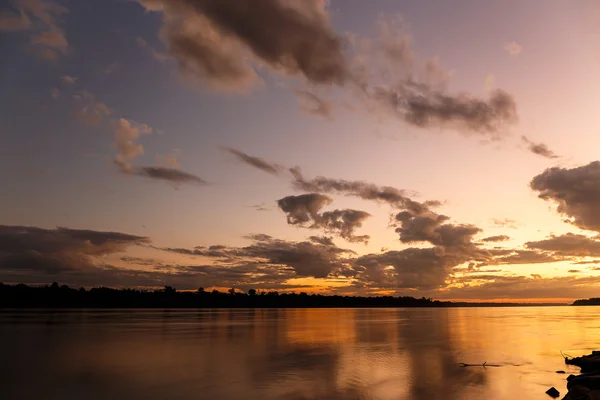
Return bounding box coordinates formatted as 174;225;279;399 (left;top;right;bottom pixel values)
546;387;560;398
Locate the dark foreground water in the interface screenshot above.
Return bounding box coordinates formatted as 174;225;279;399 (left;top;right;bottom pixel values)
1;307;597;399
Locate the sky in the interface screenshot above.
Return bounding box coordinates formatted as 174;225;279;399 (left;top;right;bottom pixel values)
3;0;600;302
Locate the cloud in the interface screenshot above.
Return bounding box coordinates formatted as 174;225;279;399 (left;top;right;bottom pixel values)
309;236;335;246
290;167;439;214
0;7;31;31
491;218;518;229
61;75;77;85
481;235;510;242
521;136;559;159
0;225;149;276
488;249;562;265
530;161;600;232
0;0;70;60
133;166;207;185
51;87;59;99
372;84;518;135
295;90;334;119
224;147;283;175
136;36;170;62
277;194;371;243
73;91;111;125
526;233;600;257
352;248;454;290
113;118;149;162
162;233;355;279
430;275;600;301
137;0;347;91
484;74;495;93
504;41;523;56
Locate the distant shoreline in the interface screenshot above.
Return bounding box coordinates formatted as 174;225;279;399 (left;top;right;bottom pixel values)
0;283;569;308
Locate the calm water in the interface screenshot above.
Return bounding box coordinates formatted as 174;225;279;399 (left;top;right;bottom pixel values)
1;307;597;399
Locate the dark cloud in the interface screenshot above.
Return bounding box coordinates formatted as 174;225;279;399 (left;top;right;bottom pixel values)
138;0;347;90
0;225;149;277
373;85;517;135
136;166;207;185
568;269;581;273
526;233;600;257
115;160;206;186
290;167;439;214
530;161;600;232
309;236;335;246
521;136;559;159
162;234;355;279
352;248;453;290
277;193;331;224
482;235;510;242
277;194;371;243
427;275;600;301
225;147;283;175
489;249;562;265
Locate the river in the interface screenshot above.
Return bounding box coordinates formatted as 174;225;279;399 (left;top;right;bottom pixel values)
1;307;596;399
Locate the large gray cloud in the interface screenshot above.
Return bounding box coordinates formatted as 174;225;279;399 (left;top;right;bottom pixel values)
277;194;371;243
353;248;455;290
526;233;600;257
138;1;519;136
138;0;347;90
164;233;355;279
0;225;149;276
521;136;559;159
530;161;600;232
225;147;283;175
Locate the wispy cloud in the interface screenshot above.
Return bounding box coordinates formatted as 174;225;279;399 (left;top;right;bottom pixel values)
504;41;523;56
521;136;559;159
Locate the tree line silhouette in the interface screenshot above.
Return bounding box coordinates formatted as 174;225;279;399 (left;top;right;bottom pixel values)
0;283;560;308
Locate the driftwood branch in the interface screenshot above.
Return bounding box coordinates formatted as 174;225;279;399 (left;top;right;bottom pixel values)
459;362;502;368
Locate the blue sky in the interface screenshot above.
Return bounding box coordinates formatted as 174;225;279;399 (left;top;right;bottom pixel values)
3;0;600;301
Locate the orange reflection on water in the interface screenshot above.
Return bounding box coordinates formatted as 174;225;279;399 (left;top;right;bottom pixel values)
1;307;595;399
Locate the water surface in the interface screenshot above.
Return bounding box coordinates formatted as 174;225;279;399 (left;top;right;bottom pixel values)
1;307;596;399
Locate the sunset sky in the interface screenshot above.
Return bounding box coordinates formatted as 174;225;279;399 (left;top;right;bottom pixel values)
3;0;600;301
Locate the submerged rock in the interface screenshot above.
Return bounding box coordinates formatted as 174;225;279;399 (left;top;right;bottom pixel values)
546;387;560;398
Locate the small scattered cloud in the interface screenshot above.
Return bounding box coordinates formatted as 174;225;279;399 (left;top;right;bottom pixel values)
104;63;119;75
0;0;70;61
294;90;333;119
482;235;510;242
224;147;283;176
484;74;495;93
73;91;111;125
504;41;523;56
491;218;519;229
0;7;31;31
61;75;77;85
51;87;60;99
136;36;170;62
521;136;559;159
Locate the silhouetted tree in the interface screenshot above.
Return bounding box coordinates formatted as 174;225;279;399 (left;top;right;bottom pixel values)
248;288;257;296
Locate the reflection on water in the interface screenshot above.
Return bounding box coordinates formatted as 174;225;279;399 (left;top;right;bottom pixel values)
0;307;596;399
